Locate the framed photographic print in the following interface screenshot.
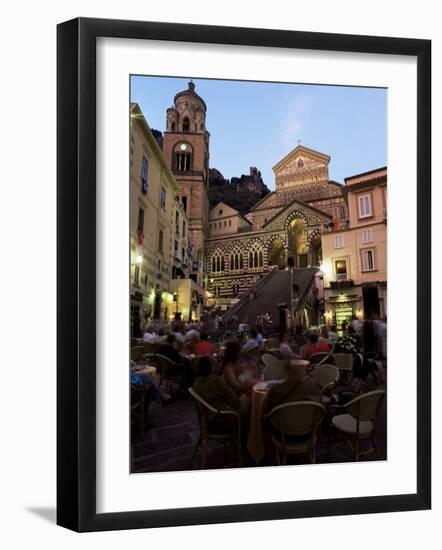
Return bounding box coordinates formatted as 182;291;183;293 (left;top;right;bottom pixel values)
57;18;431;532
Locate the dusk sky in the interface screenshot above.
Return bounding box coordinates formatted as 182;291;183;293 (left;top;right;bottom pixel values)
130;75;387;190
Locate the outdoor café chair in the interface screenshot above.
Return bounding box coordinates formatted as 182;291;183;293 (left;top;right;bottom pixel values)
142;341;156;355
308;352;335;366
130;385;146;440
329;389;386;461
188;388;241;469
145;353;182;395
130;345;144;362
265;337;280;350
310;364;340;404
267;401;326;464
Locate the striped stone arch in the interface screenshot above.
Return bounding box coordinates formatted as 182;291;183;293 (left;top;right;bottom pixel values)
246;237;265;269
265;233;287;247
206;243;228;274
246;236;266;249
226;239;246;254
284;209;309;229
307;228;321;244
227;240;246;271
206;243;227;256
266;233;287;268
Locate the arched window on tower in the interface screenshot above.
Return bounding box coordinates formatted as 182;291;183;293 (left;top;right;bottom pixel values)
181;195;187;212
171;121;176;131
182;117;190;132
174;143;193;172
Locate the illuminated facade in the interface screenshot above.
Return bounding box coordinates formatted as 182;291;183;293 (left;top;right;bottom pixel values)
321;167;387;329
129;103;204;335
204;145;348;308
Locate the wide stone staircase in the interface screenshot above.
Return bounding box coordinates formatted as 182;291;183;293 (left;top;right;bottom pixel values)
222;267;318;326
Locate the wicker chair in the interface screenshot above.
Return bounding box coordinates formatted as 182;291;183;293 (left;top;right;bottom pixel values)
308;352;335;366
267;401;326;464
310;364;340;404
130;385;146;440
142;341;156;355
330;389;386;461
145;353;183;394
189;388;241;468
265;338;280;350
130;345;144;362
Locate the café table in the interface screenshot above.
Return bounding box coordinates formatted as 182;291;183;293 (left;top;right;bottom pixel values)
247;360;310;463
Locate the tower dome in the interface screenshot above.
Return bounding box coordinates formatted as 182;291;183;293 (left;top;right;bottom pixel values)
166;81;207;134
174;81;207;112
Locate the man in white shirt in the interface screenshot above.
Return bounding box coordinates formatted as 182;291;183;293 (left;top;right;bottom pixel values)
143;326;157;343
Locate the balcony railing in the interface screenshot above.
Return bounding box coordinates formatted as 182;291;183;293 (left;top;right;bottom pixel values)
330;278;354;289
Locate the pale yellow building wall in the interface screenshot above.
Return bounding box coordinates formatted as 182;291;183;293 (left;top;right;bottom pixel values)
321;169;387;324
321;221;387;287
130;106;181;319
169;278;203;321
129;104;205;325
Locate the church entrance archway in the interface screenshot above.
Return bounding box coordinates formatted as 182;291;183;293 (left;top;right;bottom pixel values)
288;218;308;268
309;234;322;267
268;238;286;270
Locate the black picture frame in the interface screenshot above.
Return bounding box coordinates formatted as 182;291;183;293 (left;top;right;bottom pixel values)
57;17;431;532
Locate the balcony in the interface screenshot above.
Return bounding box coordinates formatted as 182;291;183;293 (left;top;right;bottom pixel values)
330;278;354;289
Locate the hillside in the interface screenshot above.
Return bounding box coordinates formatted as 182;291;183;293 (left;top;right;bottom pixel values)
208;167;270;215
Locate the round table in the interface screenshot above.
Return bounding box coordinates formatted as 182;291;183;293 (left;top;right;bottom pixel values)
246;364;309;463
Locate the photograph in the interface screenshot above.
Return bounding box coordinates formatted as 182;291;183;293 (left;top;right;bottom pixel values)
129;75;388;473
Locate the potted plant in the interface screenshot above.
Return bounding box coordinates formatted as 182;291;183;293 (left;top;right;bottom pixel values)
330;334;360;371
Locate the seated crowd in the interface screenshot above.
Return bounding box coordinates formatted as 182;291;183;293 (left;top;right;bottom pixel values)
132;317;386;464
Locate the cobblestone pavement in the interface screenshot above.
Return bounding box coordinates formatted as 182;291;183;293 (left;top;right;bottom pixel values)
131;389;387;473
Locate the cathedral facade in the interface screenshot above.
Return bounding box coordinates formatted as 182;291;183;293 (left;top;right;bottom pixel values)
154;81;350;311
204;145;348;308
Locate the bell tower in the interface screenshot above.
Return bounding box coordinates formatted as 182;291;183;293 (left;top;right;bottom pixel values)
162;81;210;285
